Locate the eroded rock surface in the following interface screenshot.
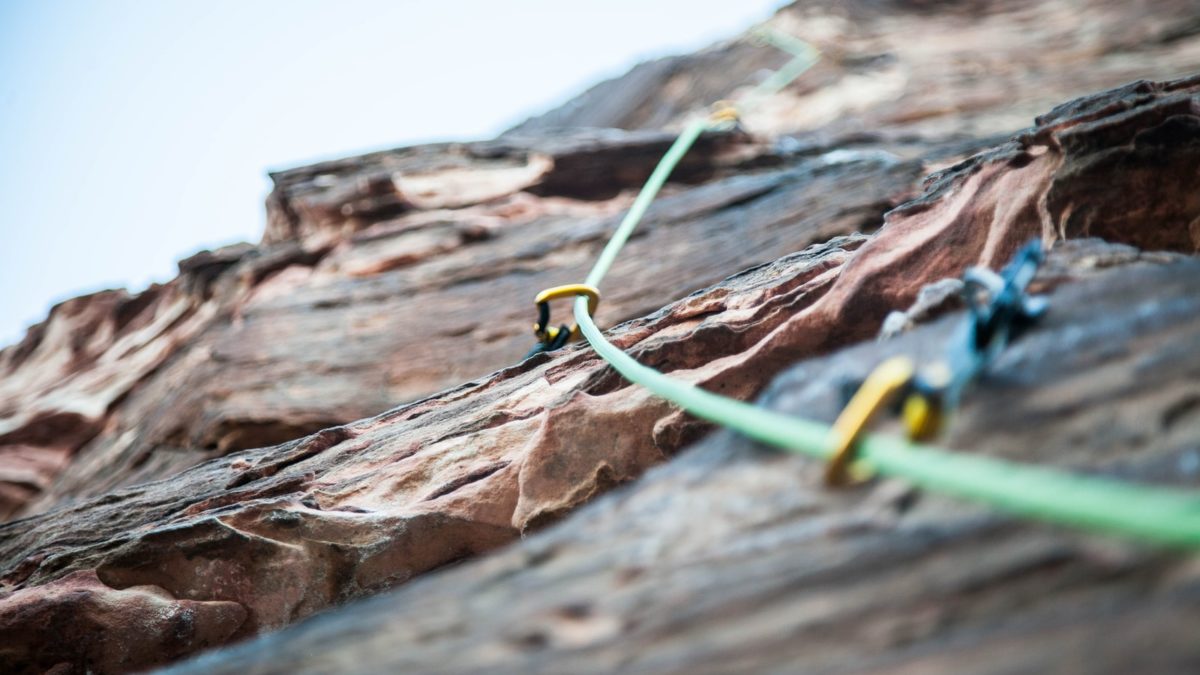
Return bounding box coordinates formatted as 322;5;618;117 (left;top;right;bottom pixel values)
6;0;1200;524
512;0;1200;141
0;1;1199;673
2;128;923;522
0;571;245;675
168;257;1200;675
1;72;1198;673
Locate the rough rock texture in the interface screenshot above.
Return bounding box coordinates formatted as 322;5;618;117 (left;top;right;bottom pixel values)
2;72;1198;673
0;570;246;674
0;0;1199;673
512;0;1200;140
6;0;1200;524
169;256;1200;675
0;129;926;522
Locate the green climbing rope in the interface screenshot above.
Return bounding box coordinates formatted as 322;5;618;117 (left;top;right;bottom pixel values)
568;31;1200;549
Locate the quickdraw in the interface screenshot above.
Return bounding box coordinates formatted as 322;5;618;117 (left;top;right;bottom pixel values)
825;240;1048;485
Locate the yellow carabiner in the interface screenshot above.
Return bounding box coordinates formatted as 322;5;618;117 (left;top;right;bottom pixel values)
901;394;940;442
903;361;952;442
532;284;601;344
824;356;915;486
709;100;740;126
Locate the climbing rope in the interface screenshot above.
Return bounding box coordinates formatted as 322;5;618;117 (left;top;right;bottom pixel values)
530;30;1200;549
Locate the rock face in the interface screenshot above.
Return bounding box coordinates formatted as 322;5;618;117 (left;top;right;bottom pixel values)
6;0;1200;523
0;1;1198;673
11;128;893;520
171;256;1200;675
512;0;1200;140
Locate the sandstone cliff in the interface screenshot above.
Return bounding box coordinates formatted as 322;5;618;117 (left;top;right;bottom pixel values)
1;1;1199;673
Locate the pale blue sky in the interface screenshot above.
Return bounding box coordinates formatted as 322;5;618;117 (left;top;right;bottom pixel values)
0;0;784;346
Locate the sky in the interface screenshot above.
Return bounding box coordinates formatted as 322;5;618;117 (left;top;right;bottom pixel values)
0;0;785;347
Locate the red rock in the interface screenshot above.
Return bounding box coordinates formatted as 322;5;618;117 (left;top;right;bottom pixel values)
167;257;1200;675
0;570;245;674
0;1;1198;672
